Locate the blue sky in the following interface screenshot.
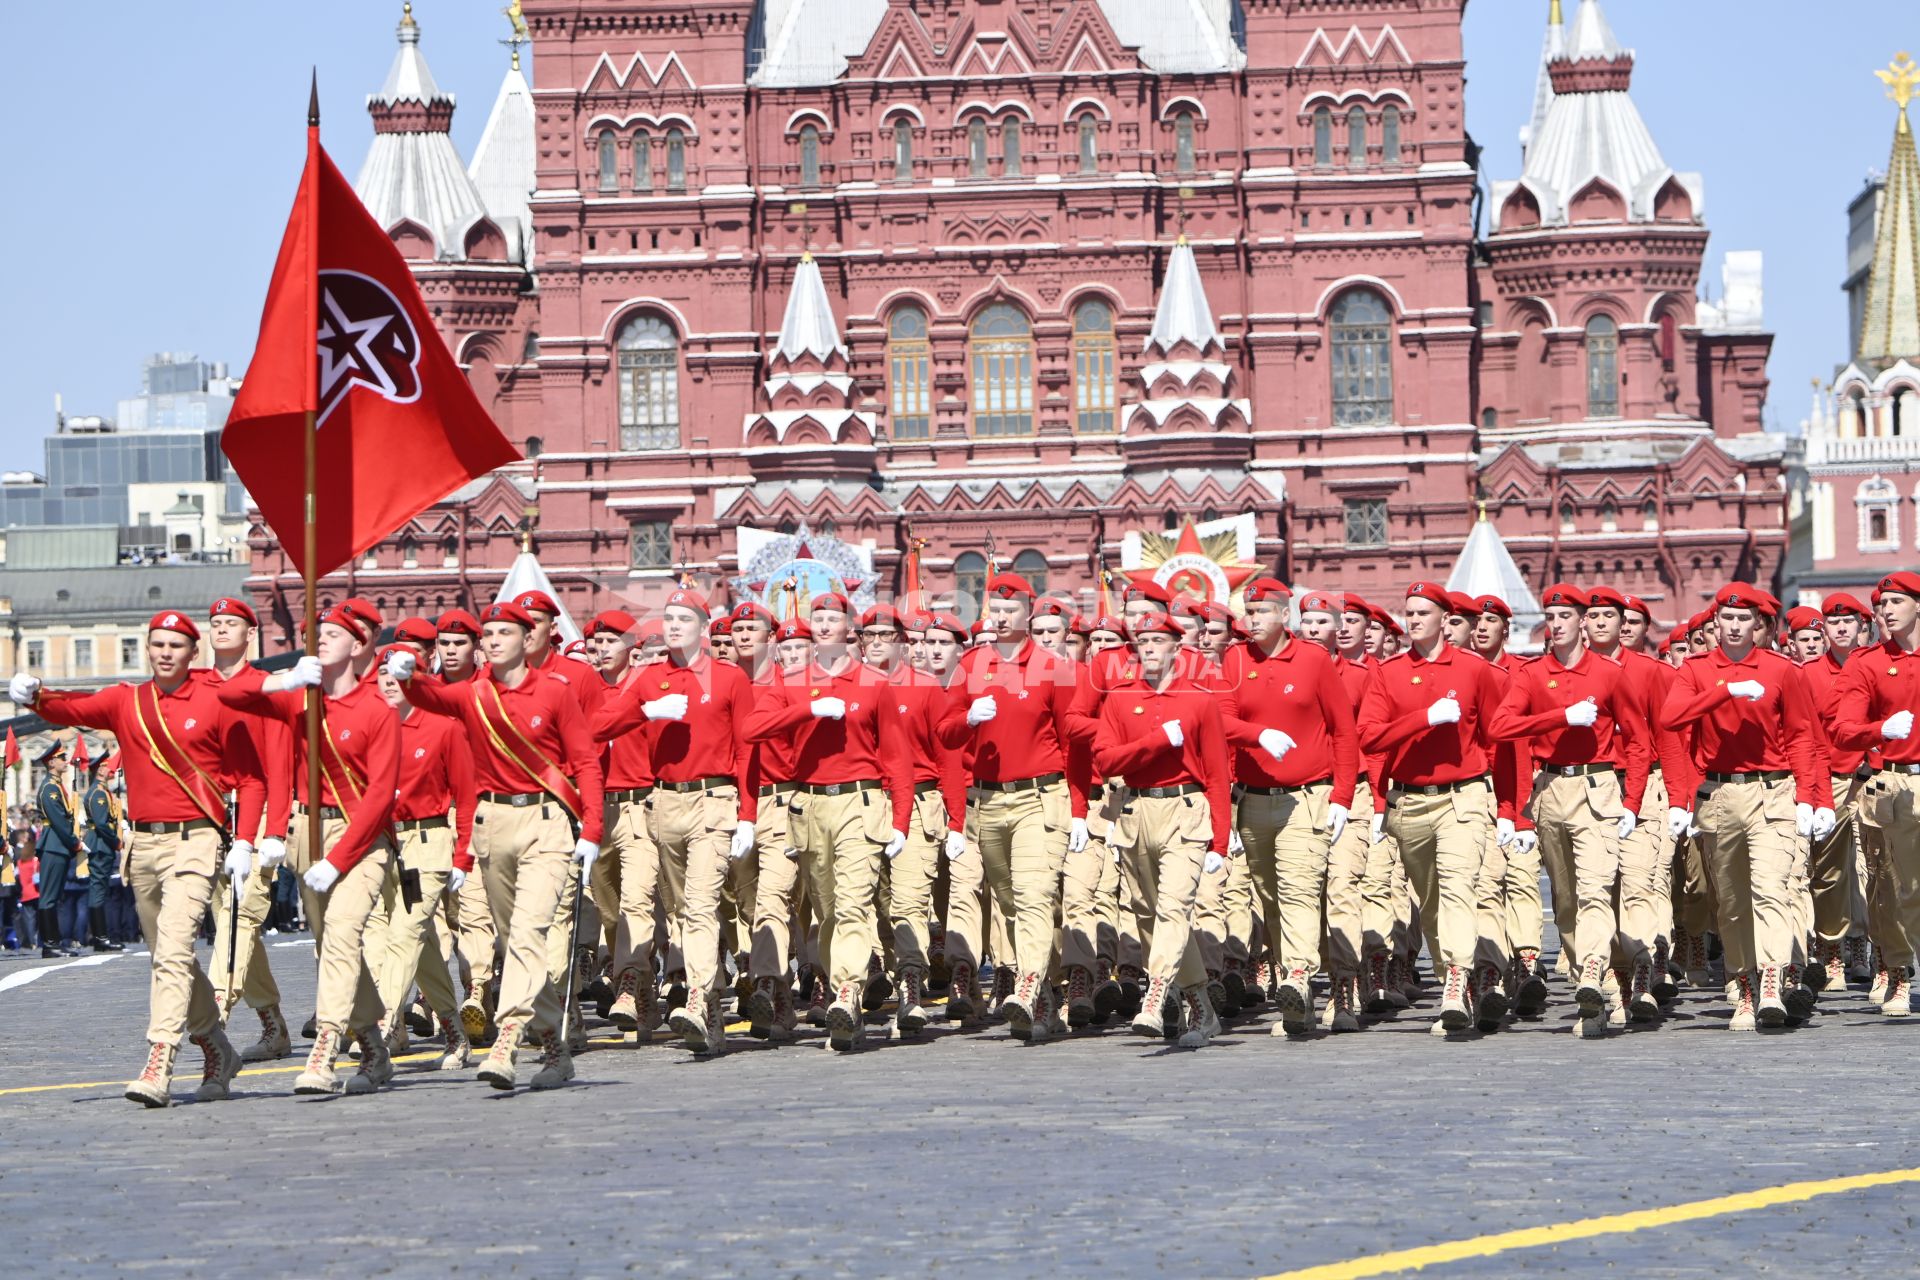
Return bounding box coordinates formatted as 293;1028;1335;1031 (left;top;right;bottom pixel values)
0;1;1912;471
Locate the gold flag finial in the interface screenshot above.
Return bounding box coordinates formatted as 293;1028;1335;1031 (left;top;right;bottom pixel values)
1878;52;1919;117
1548;0;1562;26
401;1;415;28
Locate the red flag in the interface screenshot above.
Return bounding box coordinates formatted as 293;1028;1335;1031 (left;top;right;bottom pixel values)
71;733;89;771
224;138;520;577
99;750;121;778
3;727;17;772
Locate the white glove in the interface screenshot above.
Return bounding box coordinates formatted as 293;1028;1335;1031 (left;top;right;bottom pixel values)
1203;850;1226;875
1795;802;1814;838
256;837;287;869
1326;803;1349;845
1427;697;1461;726
642;694;688;722
1668;807;1692;840
1370;812;1385;844
285;655;324;688
1564;699;1599;728
224;840;253;891
303;861;340;894
1812;807;1837;841
943;830;965;862
729;821;755;861
1883;710;1914;741
573;839;600;874
1067;817;1089;853
566;647;596;667
883;829;907;860
382;650;416;681
447;868;467;895
1259;729;1296;763
1228;828;1245;858
1726;679;1765;702
810;697;846;720
1496;817;1516;847
966;695;997;726
8;672;40;706
1161;720;1184;748
1616;811;1637;840
1510;829;1538;857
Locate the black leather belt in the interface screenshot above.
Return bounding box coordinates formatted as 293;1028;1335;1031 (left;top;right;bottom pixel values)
656;777;734;794
1704;770;1789;785
974;772;1064;794
479;791;544;807
132;818;219;836
1389;777;1487;798
1542;762;1615;778
1134;783;1204;800
1240;778;1330;796
607;787;653;804
913;779;941;796
798;779;879;796
758;781;798;798
1883;763;1920;777
293;803;344;820
394;816;449;833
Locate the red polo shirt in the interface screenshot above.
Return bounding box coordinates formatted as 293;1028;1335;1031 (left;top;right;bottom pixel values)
591;666;658;794
1357;643;1510;799
1803;649;1869;775
395;707;477;871
743;655;914;833
593;653;754;821
1092;674;1231;854
941;639;1091;817
1488;646;1652;812
1217;638;1359;805
1659;646;1826;806
1829;639;1920;767
888;664;968;833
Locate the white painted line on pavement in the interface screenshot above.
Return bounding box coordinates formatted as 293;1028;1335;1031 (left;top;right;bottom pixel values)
270;939;315;949
0;953;123;995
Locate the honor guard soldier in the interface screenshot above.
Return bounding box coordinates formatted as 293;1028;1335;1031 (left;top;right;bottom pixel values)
1661;583;1829;1030
13;609;268;1107
388;600;606;1090
83;758;125;953
32;740;81;957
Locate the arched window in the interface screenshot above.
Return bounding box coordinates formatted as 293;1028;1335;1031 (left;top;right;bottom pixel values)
1347;106;1368;167
1003;118;1022;176
401;537;419;569
1073;298;1116;433
1586;315;1620;418
616;314;679;450
893;119;913;182
632;131;651;192
1329;289;1394;425
597;130;618;192
799;125;820;187
1078;113;1099;174
1641;499;1659;530
954;551;987;622
1657;310;1677;368
1382;105;1402;164
524;436;543;459
1013;549;1050;596
665;129;686;191
888;306;932;439
968;118;988;177
1559;502;1577;533
1174;111;1196;174
1600;500;1618;533
1313;108;1332;166
970;303;1034;436
1480;407;1498;431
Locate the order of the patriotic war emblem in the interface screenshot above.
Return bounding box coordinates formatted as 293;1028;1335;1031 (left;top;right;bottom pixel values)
316;269;422;425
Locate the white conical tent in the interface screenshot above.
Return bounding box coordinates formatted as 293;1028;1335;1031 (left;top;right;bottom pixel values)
1446;513;1544;652
495;551;583;645
774;254;847;364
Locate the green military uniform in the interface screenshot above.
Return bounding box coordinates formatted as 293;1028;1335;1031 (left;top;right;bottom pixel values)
84;778;125;951
35;752;81;956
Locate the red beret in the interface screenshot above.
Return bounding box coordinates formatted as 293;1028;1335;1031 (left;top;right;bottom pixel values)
1198;601;1231;624
209;596;257;626
1622;594;1652;619
392;617;438;645
707;615;733;637
320;605;369;643
809;592;850;615
1031;596;1075;620
1713;583;1763;612
587;609;637;638
481;601;536;629
512;590;559;617
730;602;776;628
1821;593;1871;620
1784;607;1824;634
1751;589;1781;619
1878;571;1920;600
1440;592;1475;618
858;604;902;630
341;597;383;630
374;643;412;669
1122;579;1172;606
775;619;813;642
986;574;1037;602
1298;591;1340;616
436;609;481;638
922;612;968;641
663;587;710;618
1341;596;1372;616
1586;585;1629;612
1244;577;1292;603
147;609;200;641
1170;595;1207;619
635;618;666;643
1068;615;1091;636
561;639;589;659
1405;581;1450;609
1090;615;1127;636
1541;583;1589;610
1472;594;1511;619
1130;613;1183;638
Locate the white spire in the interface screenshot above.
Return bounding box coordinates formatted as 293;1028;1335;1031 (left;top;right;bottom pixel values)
496;552;583;646
774;255;847;364
468;60;536;264
1565;0;1625;61
1446;511;1545;653
374;3;449;107
1520;0;1566;162
1147;239;1222;354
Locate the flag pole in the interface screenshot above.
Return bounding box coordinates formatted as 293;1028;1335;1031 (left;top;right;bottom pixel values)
303;73;323;874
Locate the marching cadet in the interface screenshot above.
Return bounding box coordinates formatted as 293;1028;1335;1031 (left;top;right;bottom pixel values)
1796;596;1873;992
1661;583;1828;1030
746;592;912;1051
1818;594;1879;980
368;649;477;1071
1830;571;1920;1015
204;596;295;1063
944;574;1089;1042
732;602;805;1041
1220;581;1358;1035
915;612;992;1022
1358;582;1511;1037
386;600;606;1091
710;614;736;665
223;607;403;1095
592;587;753;1057
1489;584;1652;1037
33;740;81;958
432;608;499;1040
13;609;266;1107
83;758;124;953
1092;613;1233;1047
1338;599;1409;1011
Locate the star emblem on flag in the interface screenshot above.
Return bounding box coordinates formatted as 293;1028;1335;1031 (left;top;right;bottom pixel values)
315;270;422;426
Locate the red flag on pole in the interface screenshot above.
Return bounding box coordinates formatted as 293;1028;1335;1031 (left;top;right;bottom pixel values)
99;749;120;777
4;726;18;773
223;137;520;577
71;733;89;772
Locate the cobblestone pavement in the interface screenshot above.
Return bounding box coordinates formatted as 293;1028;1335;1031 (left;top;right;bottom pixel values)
2;929;1916;1279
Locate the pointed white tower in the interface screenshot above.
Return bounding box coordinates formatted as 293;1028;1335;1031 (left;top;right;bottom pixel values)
744;255;876;479
1519;0;1566;162
1119;238;1250;468
1446;507;1545;652
468;51;537;264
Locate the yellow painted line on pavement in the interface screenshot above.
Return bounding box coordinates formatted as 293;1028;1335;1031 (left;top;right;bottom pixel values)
1257;1167;1920;1279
